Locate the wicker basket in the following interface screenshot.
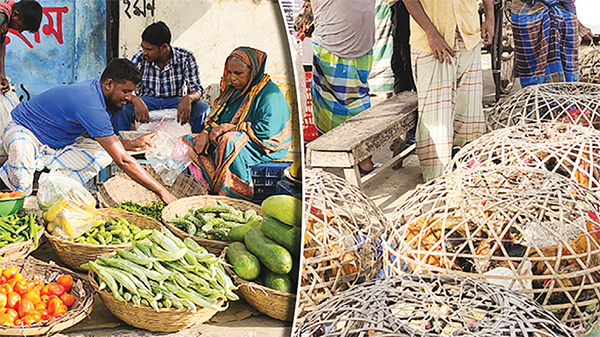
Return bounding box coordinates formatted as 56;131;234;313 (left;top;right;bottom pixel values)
45;208;163;271
299;170;387;319
486;82;600;131
0;257;94;336
295;274;576;337
0;224;44;262
383;166;600;334
447;123;600;192
161;195;263;255
223;260;296;322
97;165;207;207
580;44;600;84
89;270;219;332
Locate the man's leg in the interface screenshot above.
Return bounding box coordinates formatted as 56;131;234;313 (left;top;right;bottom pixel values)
190;101;210;133
0;124;44;195
391;1;415;94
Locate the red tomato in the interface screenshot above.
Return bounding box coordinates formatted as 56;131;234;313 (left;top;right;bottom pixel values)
6;292;20;309
47;283;65;297
0;284;11;295
59;293;75;307
21;290;40;304
13;280;31;295
0;293;7;309
57;275;73;292
4;308;17;320
36;308;49;321
47;297;63;316
17;299;34;318
2;267;17;280
52;305;67;318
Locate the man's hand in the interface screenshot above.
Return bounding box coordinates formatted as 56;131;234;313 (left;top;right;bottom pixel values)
481;16;494;46
194;132;210;155
177;95;193;125
132;96;150;123
427;31;455;64
579;20;594;41
209;123;236;144
159;190;177;204
0;76;9;94
122;132;156;152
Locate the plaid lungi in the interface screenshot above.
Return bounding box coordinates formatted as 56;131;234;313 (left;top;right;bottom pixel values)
0;122;113;194
311;42;373;133
511;0;579;87
412;34;486;181
368;0;395;92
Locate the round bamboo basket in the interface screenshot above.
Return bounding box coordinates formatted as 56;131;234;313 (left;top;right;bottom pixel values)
0;224;44;262
299;170;387;319
0;257;94;336
447;122;600;192
580;44;600;84
223;250;296;322
161;195;263;255
97;165;207;207
383;166;600;334
486;82;600;131
45;208;163;271
88;270;220;332
296;274;576;337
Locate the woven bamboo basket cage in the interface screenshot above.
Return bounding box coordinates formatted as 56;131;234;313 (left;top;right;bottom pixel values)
486;82;600;131
222;254;296;322
0;219;44;262
299;170;387;318
580;44;600;84
383;166;600;334
88;267;220;332
97;164;207;207
447;122;600;192
45;208;163;271
295;274;576;337
0;257;94;336
161;195;263;255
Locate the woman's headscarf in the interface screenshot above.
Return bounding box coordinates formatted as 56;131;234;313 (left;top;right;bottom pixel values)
204;47;271;129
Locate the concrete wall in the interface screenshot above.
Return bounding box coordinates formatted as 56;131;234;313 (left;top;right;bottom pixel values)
6;0;106;100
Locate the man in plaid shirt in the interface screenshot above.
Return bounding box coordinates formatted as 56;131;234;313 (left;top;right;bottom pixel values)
111;21;209;134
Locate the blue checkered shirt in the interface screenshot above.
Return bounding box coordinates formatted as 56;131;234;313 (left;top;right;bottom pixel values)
131;46;203;98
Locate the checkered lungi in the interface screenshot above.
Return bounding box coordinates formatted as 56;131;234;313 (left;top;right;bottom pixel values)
311;42;373;133
412;34;486;181
0;122;113;194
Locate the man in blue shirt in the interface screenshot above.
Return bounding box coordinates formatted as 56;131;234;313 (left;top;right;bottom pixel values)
111;21;209;134
0;58;176;204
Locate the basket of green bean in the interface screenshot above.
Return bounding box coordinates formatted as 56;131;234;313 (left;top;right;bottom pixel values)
86;228;237;332
0;210;44;261
45;208;163;271
161;196;263;255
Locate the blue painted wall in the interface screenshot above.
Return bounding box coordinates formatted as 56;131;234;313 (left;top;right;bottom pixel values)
4;0;106;100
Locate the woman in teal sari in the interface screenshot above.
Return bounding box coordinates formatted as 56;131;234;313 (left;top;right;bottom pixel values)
187;47;292;200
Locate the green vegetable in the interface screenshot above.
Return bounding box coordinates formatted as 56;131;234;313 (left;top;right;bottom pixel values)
226;242;261;281
244;229;292;275
227;220;261;242
261;195;302;227
110;201;166;221
264;270;294;293
260;217;301;256
71;216;149;245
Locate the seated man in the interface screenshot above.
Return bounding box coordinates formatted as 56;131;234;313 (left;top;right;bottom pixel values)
0;58;176;204
111;21;209;134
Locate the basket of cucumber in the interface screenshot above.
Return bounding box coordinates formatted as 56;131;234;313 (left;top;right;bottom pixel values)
87;228;237;332
162;195;264;255
0;209;45;261
224;195;302;322
45;209;163;271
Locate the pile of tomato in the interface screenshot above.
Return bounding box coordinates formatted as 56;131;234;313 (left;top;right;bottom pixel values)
0;266;75;326
0;191;23;200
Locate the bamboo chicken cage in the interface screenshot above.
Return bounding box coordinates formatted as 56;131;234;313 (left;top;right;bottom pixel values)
486;82;600;131
383;166;600;334
447;123;600;192
298;170;386;320
296;274;576;337
580;44;600;84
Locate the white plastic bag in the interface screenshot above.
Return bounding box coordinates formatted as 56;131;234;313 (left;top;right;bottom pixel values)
37;171;96;239
135;109;191;137
145;131;192;186
0;91;19;155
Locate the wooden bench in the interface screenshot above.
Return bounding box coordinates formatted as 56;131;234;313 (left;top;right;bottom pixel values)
306;91;418;188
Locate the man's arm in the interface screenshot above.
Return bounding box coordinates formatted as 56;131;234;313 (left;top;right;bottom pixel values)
480;0;495;45
402;0;455;64
95;134;177;204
